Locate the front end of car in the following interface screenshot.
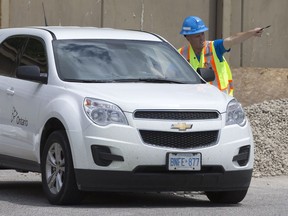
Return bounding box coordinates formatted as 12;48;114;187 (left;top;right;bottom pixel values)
69;86;254;194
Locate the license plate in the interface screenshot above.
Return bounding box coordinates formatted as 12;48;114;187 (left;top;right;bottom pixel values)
167;152;201;171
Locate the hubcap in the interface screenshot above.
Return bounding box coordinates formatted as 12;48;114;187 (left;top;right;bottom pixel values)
46;142;65;194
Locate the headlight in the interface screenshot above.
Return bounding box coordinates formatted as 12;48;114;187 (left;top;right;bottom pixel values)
83;98;128;126
226;99;246;126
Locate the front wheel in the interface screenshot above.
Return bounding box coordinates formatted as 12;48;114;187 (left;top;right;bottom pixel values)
206;189;248;204
41;131;82;205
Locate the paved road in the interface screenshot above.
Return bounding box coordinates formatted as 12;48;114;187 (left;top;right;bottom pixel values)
0;170;287;216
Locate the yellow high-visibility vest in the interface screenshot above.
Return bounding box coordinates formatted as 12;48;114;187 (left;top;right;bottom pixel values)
178;41;234;96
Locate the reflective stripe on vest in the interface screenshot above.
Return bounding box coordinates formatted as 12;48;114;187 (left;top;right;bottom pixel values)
204;41;222;90
179;45;190;62
178;42;234;96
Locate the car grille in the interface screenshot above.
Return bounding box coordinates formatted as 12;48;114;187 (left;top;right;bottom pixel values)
134;111;219;120
139;130;219;149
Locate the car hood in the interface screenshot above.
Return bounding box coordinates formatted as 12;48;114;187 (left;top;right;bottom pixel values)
68;83;231;113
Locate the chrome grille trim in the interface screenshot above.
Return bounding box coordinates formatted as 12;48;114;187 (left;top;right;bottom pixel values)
134;110;219;120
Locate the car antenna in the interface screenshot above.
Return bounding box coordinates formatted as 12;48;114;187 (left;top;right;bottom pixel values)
42;2;48;26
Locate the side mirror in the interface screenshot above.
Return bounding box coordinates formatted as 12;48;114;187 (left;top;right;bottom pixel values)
16;65;47;84
197;68;215;82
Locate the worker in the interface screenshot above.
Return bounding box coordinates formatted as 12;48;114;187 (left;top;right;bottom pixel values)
178;16;264;96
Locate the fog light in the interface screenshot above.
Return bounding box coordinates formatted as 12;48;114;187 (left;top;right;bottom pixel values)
232;145;250;166
91;145;124;166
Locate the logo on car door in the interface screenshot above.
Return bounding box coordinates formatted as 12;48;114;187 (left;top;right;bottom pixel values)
11;107;28;126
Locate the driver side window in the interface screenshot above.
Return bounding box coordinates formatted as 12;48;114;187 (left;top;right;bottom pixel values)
19;37;48;77
0;37;27;77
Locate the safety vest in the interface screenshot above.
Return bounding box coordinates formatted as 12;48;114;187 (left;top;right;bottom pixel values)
178;41;234;96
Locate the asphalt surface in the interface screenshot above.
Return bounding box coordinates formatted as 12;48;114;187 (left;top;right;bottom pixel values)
0;170;287;216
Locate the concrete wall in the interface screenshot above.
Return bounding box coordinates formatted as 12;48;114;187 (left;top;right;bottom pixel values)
101;0;215;50
0;0;287;68
241;0;288;68
2;0;102;27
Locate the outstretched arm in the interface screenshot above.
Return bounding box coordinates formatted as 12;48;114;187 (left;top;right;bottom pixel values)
223;27;263;50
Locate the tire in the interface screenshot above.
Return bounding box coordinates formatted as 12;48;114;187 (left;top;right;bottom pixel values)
41;131;82;205
205;189;248;204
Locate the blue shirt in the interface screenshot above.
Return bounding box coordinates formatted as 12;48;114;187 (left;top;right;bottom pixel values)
196;39;230;62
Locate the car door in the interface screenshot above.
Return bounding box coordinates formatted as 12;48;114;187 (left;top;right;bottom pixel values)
0;36;48;161
0;36;28;156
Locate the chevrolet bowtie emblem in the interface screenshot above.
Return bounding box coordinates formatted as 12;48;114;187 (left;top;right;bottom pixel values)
171;123;192;131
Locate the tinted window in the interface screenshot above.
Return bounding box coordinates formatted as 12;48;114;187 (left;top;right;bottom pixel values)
53;39;201;84
0;37;26;77
20;37;48;75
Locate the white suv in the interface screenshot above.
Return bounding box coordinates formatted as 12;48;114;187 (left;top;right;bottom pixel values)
0;27;254;205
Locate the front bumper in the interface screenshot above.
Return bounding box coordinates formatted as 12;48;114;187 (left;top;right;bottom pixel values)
70;119;254;172
75;168;253;192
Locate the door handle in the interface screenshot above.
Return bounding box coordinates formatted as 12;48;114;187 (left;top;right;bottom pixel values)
6;87;15;96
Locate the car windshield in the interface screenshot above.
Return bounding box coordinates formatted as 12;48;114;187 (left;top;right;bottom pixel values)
53;39;202;84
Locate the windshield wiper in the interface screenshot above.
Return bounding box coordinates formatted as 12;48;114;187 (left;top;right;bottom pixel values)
63;79;113;83
63;78;185;84
113;78;185;84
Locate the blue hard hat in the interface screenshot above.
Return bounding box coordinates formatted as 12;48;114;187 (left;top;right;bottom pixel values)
180;16;209;35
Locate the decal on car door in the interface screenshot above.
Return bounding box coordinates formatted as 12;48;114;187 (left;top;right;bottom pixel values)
11;106;28;126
